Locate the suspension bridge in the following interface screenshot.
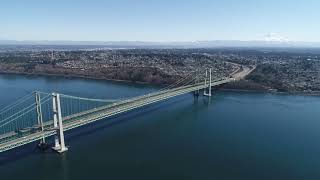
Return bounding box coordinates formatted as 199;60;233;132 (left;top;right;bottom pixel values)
0;67;254;153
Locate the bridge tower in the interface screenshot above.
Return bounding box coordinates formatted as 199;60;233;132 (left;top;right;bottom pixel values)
204;68;212;97
52;93;68;153
34;92;46;146
194;70;200;97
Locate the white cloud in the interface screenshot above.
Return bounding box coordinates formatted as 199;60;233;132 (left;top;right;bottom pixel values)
264;33;289;42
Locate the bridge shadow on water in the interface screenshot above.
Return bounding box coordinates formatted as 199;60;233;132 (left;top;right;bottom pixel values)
0;93;213;166
63;94;195;142
65;93;215;143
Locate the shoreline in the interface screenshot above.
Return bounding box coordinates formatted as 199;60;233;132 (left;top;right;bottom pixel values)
0;71;164;87
1;71;320;97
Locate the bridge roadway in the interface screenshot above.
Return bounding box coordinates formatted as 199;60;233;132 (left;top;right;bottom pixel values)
0;78;232;152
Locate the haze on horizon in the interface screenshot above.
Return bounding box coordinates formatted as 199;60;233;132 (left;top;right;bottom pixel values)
1;0;320;42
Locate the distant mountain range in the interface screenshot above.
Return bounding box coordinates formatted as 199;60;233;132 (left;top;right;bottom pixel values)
1;40;320;48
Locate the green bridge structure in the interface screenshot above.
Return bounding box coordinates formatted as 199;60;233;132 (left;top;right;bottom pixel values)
0;68;252;153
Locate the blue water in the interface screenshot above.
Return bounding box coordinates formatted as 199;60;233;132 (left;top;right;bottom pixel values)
1;74;320;180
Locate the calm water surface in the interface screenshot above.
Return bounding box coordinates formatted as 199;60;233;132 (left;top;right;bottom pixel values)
0;74;320;180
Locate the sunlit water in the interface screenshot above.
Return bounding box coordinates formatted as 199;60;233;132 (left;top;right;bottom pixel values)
1;74;320;180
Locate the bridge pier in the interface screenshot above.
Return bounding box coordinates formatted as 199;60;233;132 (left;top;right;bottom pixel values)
193;91;200;97
52;93;68;153
204;68;212;97
35;92;50;151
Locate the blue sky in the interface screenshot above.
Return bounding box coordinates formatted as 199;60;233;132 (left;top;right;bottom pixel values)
1;0;320;42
